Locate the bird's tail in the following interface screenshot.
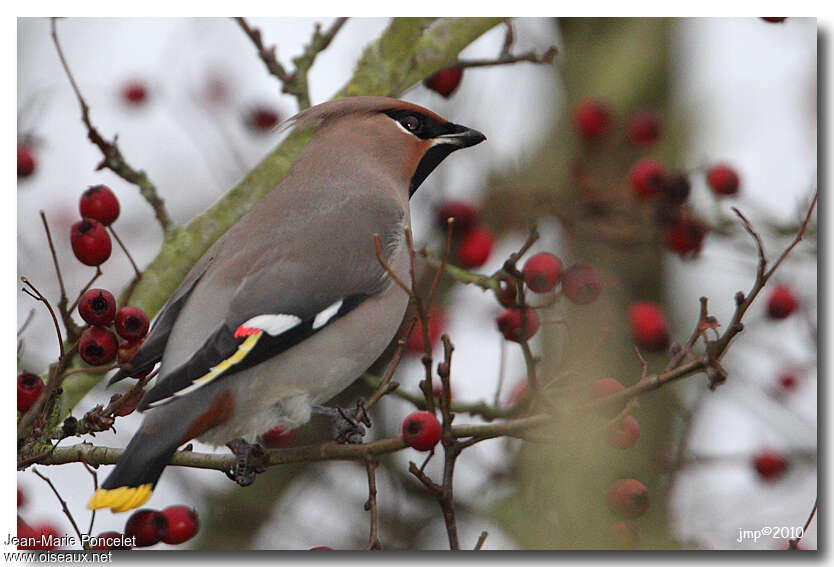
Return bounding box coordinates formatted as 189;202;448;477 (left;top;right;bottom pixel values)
87;425;181;513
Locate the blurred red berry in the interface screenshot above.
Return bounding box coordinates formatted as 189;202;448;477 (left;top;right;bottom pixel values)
777;372;799;392
661;173;691;204
611;521;641;547
432;382;452;402
310;546;334;550
125;509;169;547
401;410;442;451
606;415;641;450
79;185;120;226
18;523;61;550
707;164;740;196
79;326;118;366
204;74;229;104
121;80;148;105
436;200;479;234
753;449;787;480
17;145;36;178
664;217;706;257
761;17;786;23
115;306;150;341
161;505;200;545
91;531;133;550
405;308;446;354
496;307;540;342
591;377;626;416
561;263;602;305
424;68;463;98
606;479;650;519
248;105;281;133
629;159;665;199
574;99;611;140
523;252;562;293
456;225;494;268
260;425;298;448
18;372;45;413
766;284;798;319
628;301;669;353
78;288;117;326
626;111;661;145
70;218;112;266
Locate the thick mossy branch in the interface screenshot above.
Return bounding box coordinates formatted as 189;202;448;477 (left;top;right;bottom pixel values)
57;17;505;417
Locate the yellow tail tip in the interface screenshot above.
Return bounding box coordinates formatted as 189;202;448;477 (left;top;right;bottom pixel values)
87;484;153;513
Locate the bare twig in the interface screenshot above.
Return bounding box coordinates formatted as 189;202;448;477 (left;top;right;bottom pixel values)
40;211;79;341
108;226;141;278
363;454;381;550
474;531;489;550
81;461;98;540
21;277;63;359
789;497;817;550
66;267;102;316
455;22;556;70
32;468;85;545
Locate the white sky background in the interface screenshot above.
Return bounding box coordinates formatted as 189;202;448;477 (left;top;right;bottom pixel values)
12;17;818;552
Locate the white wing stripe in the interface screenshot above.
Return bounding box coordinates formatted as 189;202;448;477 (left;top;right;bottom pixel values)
242;314;301;336
313;300;344;330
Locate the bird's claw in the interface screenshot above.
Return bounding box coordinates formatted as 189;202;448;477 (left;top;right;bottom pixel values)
314;399;371;444
225;438;268;487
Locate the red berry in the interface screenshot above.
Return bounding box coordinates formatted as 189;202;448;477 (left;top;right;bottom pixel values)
423;68;463;98
117;339;153;379
125;509;169;547
766;284;798;319
92;531;133;550
247;105;280;132
18;523;61;550
17;518;34;547
436;200;479;233
574;99;611;140
18;372;45;413
626;111;661;145
496;307;540;342
79;326;118;366
606;415;641;450
310;546;334;550
777;372;799;392
628;301;669;353
121;80;148;105
405;308;446;354
456;225;494;268
707;164;740;196
18;144;36;178
523;252;562;293
761;17;786;23
561;263;602;305
79;185;120;226
78;288;117;326
753;449;787;480
611;521;641;547
70;218;112;266
115;306;150;341
664;217;706;257
109;388;144;417
629;159;665;199
259;425;298;448
401;410;442;451
161;505;200;545
606;479;650;519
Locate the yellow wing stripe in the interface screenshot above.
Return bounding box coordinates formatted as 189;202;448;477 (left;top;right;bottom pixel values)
193;332;262;386
87;484;153;513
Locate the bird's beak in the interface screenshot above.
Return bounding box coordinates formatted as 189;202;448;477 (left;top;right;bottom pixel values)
436;122;487;148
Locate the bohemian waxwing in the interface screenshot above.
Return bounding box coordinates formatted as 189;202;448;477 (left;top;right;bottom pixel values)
88;96;485;513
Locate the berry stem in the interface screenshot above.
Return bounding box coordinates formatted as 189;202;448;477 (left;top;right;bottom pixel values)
107;226;141;278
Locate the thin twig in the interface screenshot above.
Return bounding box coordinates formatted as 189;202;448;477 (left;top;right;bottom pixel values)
21;277;63;359
40;211;79;341
789;497;817;550
32;468;85;545
66;267;102;316
474;531;489;550
81;461;98;540
108;226;141;278
363;454;381;550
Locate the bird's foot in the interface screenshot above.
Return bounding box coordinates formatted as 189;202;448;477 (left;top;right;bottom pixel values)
313;399;371;444
224;438;268;487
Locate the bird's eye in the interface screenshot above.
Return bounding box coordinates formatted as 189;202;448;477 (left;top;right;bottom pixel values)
401;115;421;132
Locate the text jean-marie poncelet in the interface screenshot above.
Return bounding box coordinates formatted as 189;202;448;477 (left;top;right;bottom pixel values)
6;532;136;549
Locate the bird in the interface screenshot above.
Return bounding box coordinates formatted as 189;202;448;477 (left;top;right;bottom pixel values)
87;96;486;513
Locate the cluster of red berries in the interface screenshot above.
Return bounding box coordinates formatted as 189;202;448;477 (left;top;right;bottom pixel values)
575;100;662;146
116;505;199;548
18;144;36;178
78;288;150;374
435;200;495;269
71;185;120;267
423;68;464;98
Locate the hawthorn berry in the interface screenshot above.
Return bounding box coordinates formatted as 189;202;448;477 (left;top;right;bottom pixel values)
574;99;611;140
626;111;661;145
115;306;150;341
121;80;148;105
523;252;562;293
70;218;112;266
436;200;479;234
247;105;281;133
766;284;798;319
777;372;799;392
17;145;36;178
405;308;446;353
423;68;463;98
496;307;540;342
664;217;707;257
706;164;740;196
629;159;665;199
79;185;120;226
606;415;641;450
161;505;200;545
401;410;442;451
18;523;61;550
611;521;641;547
605;479;650;519
125;509;169;547
753;449;787;480
259;425;298;448
78;288;117;326
761;17;786;23
79;326;119;366
628;301;669;353
92;531;133;550
560;263;602;305
456;225;494;268
18;372;45;413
